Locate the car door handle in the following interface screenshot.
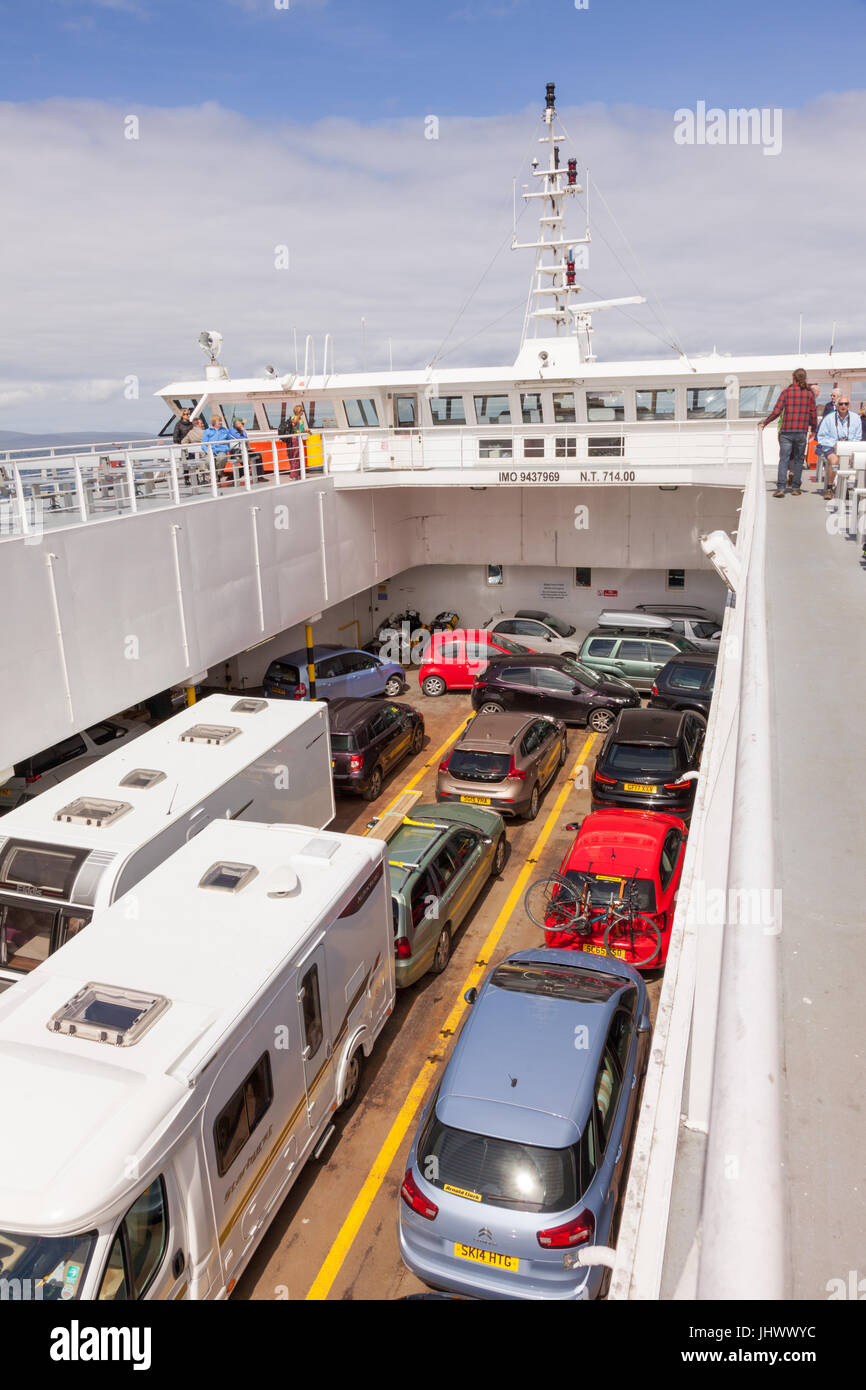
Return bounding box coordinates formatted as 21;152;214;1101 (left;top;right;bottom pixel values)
615;1143;623;1164
631;1072;637;1090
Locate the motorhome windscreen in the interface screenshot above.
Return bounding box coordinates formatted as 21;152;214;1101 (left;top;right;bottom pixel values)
0;841;87;898
0;1228;97;1300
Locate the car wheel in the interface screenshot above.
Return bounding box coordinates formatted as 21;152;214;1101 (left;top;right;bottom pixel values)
429;926;451;975
339;1049;363;1111
491;835;507;877
588;707;616;733
479;701;505;716
384;676;403;697
525;784;540;821
411;721;424;754
362;766;383;801
422;675;446;697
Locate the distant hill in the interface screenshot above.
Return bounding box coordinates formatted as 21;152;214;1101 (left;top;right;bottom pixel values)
0;429;156;451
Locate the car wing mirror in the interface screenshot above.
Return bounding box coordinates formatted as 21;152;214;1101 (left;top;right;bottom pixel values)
564;822;581;832
464;987;478;1006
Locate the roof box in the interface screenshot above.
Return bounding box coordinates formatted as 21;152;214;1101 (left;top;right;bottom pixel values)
596;610;673;631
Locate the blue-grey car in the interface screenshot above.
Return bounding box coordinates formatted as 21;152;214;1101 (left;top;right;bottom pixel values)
263;644;405;701
398;947;650;1300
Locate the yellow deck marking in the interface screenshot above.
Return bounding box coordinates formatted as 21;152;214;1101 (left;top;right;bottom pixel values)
306;732;597;1300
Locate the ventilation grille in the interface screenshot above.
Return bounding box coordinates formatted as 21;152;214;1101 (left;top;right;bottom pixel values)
231;698;268;715
199;861;258;893
119;768;166;790
54;798;132;828
179;724;240;747
48;982;170;1047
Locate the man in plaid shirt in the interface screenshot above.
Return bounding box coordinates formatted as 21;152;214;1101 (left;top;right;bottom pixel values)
761;367;817;497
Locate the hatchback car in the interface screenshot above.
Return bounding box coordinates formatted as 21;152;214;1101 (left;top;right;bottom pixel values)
437;712;567;821
649;652;717;719
0;718;147;815
387;803;506;986
540;809;688;969
419;630;532;697
471;654;640;733
484;612;581;658
263;645;405;701
591;708;705;818
398;947;650;1300
578;629;699;690
328;698;424;801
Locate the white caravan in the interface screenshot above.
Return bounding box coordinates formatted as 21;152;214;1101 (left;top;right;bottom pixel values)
0;694;334;989
0;818;395;1301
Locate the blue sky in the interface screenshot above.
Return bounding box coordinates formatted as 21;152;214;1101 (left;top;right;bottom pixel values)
5;0;865;120
2;0;866;432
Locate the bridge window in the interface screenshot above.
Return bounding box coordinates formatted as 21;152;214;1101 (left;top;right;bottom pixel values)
474;394;511;425
521;392;544;424
587;390;624;422
218;403;257;429
555;437;576;458
306;400;339;429
739;385;781;418
552;392;576;423
344;398;379;427
636;389;675;420
588;436;624;457
524;438;545;458
687;388;727;420
429;395;466;425
479;439;512;459
394;396;416;426
264;401;290;430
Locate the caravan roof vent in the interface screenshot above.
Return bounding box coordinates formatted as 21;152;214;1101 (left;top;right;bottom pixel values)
119;768;167;791
199;861;258;893
230;698;268;715
54;797;132;828
48;982;170;1047
294;837;339;865
179;724;240;747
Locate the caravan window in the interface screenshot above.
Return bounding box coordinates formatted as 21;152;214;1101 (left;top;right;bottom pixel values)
0;841;88;898
0;902;55;972
300;965;324;1059
97;1178;168;1301
214;1053;274;1178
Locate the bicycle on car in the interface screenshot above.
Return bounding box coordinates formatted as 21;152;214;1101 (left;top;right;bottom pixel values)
524;865;663;969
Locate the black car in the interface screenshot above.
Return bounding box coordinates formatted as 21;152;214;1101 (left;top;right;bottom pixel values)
649;652;717;719
591;708;706;818
328;698;424;801
470;654;640;733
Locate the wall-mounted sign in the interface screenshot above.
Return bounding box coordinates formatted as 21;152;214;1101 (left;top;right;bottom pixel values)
541;582;568;601
597;589;619;597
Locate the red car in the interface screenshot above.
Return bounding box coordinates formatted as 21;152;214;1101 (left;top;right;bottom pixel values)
418;629;531;697
533;808;688;969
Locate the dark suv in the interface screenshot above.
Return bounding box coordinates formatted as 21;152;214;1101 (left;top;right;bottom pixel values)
328;698;424;801
649;652;716;719
591;708;706;818
471;654;640;733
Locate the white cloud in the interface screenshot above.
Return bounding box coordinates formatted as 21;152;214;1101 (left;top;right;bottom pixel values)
0;93;864;433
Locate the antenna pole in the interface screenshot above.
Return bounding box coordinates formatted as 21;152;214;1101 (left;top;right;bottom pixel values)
797;313;803;355
293;327;298;373
829;320;836;356
361;317;367;371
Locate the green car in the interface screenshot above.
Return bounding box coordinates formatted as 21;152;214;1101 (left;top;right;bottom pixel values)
387;803;506;987
577;628;700;691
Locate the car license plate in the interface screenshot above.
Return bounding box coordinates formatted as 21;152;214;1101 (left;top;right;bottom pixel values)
0;787;12;797
459;795;491;805
581;943;626;960
271;686;285;696
624;782;656;794
453;1243;519;1272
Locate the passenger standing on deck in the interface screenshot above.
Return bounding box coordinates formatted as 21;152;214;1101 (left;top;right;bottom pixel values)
279;403;306;478
817;394;861;499
760;368;817;498
821;386;840;419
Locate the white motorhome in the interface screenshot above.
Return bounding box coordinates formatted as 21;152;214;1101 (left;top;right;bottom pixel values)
0;694;334;989
0;818;395;1300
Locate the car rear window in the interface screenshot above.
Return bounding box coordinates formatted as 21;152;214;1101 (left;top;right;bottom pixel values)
565;869;657;913
489;635;530;655
604;744;680;777
330;732;357;752
267;662;300;684
447;749;510;782
418;1113;577;1213
666;664;713;692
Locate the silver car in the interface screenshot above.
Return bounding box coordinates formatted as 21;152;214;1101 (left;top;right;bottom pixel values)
399;947;650;1300
484;611;582;658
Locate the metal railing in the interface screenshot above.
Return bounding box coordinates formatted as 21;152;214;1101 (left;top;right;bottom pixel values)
608;427;784;1300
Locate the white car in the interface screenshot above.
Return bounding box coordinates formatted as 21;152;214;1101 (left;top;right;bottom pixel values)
0;717;148;814
484;610;583;658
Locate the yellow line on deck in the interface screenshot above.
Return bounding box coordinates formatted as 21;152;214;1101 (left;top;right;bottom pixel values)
305;731;597;1300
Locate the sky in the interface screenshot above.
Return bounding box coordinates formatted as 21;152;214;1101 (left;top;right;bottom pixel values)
2;0;866;432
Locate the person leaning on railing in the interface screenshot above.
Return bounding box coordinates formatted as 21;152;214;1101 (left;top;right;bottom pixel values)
760;367;817;499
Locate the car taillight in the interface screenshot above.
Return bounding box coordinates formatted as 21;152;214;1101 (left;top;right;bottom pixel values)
401;1168;438;1221
664;780;686;791
505;758;526;781
25;773;41;785
650;683;658;696
594;770;616;785
439;755;451;773
349;755;363;771
537;1208;594;1249
395;937;412;959
293;682;307;699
